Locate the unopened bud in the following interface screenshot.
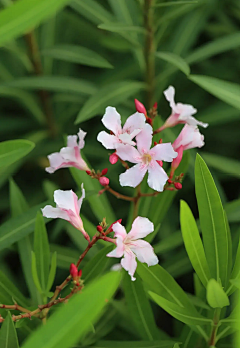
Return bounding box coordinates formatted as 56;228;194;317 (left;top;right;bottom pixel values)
156;160;163;167
159;138;162;144
70;263;78;278
86;170;91;176
78;270;82;278
146;117;153;126
154;141;158;146
97;225;103;233
109;153;118;164
134;99;147;116
174;182;182;190
153;102;158;109
101;168;108;176
171;145;183;172
99;176;109;186
167;179;172;184
109;219;122;233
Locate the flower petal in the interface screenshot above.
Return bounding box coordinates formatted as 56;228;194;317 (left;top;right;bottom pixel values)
77;183;85;211
107;237;125;258
181;115;208;128
102;107;122;134
130;240;158;266
112;222;127;239
60;147;77;162
147;161;168;192
120;163;147;188
77;129;87;149
67;135;78;148
150;143;178;162
123;112;146;133
116;144;140;163
136;124;153;153
177;103;197;118
128;216;154;240
164;86;176;111
46;153;65;173
97;131;119;149
54;190;79;214
118;133;136;146
121;250;137;281
41;205;69;221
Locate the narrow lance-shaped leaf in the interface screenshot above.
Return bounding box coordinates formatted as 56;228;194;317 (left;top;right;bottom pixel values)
155;51;190;75
180;200;211;287
195;154;229;288
91;341;180;347
46;252;57;292
122;273;160;341
206;279;230;309
0;312;19;348
31;251;43;294
0;271;29;307
0;139;35;168
21;272;121;348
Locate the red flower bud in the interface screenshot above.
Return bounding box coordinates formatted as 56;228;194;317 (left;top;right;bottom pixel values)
153;102;158;109
157;160;163;167
97;225;103;233
159;138;162;144
109;218;122;232
146;117;153;126
154;141;158;146
101;168;108;176
86;170;91;175
109;153;118;164
99;176;109;186
78;269;82;278
167;179;172;184
134;99;147;116
174;182;182;190
70;263;78;278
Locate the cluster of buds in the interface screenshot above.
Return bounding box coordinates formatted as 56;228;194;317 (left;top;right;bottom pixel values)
97;218;122;236
167;173;184;190
69;264;82;287
86;168;109;186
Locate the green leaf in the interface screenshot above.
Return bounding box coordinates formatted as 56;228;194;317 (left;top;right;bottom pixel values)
41;45;113;69
21;272;121;348
195;154;229;288
70;0;113;25
34;212;50;292
31;251;43;294
90;341;179;347
46;252;57;292
50;244;80;270
98;22;145;34
201;153;240;179
225;199;240;223
4;76;96;95
9;179;29;216
122;273;160;340
0;139;35;168
75;81;145;123
149;292;211;326
206;279;229;309
189;75;240;111
0;271;29;307
186;32;240;64
154;1;198;7
156;51;190;75
136;263;195;311
180;200;211;287
82;245;113;284
0;0;71;48
0;312;19;348
0;201;51;251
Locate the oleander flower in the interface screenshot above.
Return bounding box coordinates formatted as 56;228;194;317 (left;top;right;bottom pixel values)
162;86;208;129
107;217;158;281
46;129;89;173
116;125;177;192
42;184;89;241
97;106;148;149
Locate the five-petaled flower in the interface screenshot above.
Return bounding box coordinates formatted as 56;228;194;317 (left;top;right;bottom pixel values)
162;86;208;129
97;106;148;149
46;129;89;173
116;126;178;192
42;184;89;242
107;217;158;281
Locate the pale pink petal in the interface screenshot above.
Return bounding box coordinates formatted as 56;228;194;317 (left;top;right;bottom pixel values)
77;129;87;149
60;147;76;163
67;135;78;148
118;133;136;146
112;222;127;240
130;240;159;266
77;183;85;211
164;86;176;111
41;205;69;221
107;237;125;258
136;124;153;154
116;144;140;163
181;115;208;128
120;163;147;188
54;190;79;214
121;250;137;281
128;217;154;240
162;113;180;128
177;103;197;118
123;112;146;133
173;125;205;150
147;161;168;192
102;107;122;134
46;153;65;173
171;145;183;171
97;131;120;149
149;143;178;162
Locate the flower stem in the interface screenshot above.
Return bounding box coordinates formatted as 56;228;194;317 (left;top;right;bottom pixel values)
106;186;135;202
208;308;221;347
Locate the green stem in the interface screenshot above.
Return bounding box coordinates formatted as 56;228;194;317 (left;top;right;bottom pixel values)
208;308;221;347
144;0;156;109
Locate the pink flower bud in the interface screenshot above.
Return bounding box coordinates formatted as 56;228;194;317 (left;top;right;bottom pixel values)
70;263;78;278
99;177;109;186
154;141;158;146
109;219;122;233
78;269;82;278
97;225;103;233
157;160;163;167
109;153;118;164
101;168;108;176
153;102;158;109
174;182;182;190
86;170;91;175
171;145;183;172
134;99;147;116
167;179;172;184
146;117;153;126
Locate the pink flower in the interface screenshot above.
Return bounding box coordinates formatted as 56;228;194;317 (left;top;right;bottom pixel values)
42;184;89;241
97;106;148;149
162;86;208;129
46;129;89;173
116;126;178;192
171;124;205;174
107;217;158;281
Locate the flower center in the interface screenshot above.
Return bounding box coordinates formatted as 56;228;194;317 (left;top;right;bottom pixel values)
142;153;152;165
